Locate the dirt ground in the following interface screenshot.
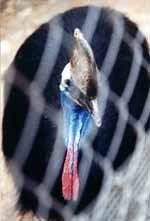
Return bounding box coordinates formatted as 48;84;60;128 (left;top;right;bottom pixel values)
0;0;150;220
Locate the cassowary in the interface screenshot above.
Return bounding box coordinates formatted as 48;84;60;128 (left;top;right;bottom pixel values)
2;5;150;221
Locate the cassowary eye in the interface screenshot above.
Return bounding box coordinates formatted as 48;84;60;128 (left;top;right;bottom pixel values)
65;79;71;86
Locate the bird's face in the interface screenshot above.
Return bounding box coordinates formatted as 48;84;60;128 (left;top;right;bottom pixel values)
59;28;101;201
60;66;101;127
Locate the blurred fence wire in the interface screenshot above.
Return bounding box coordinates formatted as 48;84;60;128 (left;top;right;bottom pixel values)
1;1;150;221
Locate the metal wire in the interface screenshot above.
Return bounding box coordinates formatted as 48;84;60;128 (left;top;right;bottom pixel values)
2;1;150;221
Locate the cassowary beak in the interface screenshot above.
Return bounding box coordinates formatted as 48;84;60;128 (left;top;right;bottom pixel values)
68;82;101;127
60;78;101;127
90;99;101;127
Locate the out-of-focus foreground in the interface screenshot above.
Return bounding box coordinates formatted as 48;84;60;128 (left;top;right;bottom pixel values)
0;1;150;221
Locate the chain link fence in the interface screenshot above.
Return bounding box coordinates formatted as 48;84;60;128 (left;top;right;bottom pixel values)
0;1;150;221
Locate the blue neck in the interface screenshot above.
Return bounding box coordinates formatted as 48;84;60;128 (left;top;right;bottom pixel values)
60;92;92;149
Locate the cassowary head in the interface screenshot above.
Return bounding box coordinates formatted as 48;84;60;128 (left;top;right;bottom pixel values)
59;28;101;201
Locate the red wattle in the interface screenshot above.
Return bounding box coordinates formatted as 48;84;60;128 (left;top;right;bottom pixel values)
62;147;79;201
62;148;72;200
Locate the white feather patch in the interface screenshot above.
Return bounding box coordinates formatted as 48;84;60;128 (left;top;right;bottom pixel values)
59;63;71;91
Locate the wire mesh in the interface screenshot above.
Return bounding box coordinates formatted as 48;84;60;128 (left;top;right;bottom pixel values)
1;1;150;221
